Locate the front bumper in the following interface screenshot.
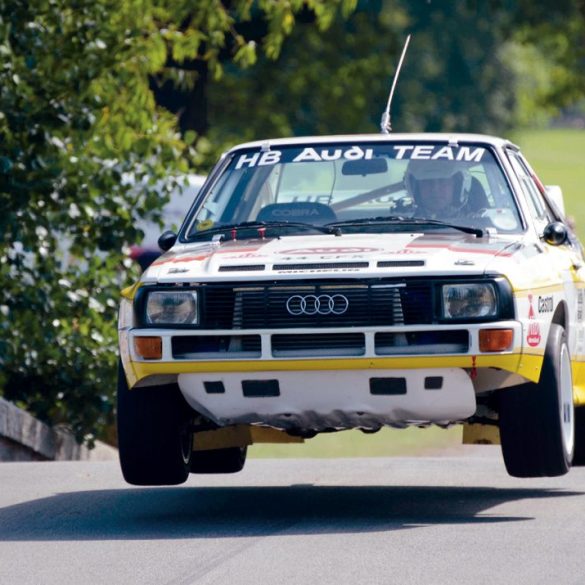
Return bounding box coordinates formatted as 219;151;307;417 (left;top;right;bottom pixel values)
119;320;544;429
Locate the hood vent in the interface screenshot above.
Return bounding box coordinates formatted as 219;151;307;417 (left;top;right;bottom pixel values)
377;260;425;268
273;262;369;271
218;264;265;272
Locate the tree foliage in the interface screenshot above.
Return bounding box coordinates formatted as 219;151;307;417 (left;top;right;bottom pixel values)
0;0;356;443
0;0;186;443
204;0;585;151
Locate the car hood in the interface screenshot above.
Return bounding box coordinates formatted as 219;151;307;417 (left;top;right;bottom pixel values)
142;232;523;283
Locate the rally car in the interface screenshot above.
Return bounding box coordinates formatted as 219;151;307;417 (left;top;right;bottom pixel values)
117;133;585;484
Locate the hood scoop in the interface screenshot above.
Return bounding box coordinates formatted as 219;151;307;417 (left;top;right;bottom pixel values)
218;264;266;272
377;260;425;268
273;262;369;271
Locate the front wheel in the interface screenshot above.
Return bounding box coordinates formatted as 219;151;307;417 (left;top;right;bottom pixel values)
117;361;193;485
190;446;247;474
499;324;574;477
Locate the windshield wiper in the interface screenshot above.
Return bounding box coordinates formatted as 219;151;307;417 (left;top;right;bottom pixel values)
399;218;484;237
327;215;406;228
187;220;339;241
326;216;483;237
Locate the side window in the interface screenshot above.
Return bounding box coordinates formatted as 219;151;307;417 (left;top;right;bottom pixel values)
507;151;555;225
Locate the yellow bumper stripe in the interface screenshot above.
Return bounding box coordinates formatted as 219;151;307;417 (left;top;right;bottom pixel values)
127;353;544;387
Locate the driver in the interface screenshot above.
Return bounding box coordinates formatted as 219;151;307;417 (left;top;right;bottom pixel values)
403;159;471;220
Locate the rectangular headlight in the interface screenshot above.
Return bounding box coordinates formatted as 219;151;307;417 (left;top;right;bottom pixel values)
441;283;497;319
145;291;199;325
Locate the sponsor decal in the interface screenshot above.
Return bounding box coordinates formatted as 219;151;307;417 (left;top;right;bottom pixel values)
197;219;214;231
221;252;265;259
152;242;267;266
269;207;322;218
393;145;485;162
235;150;282;169
578;289;584;321
537;295;553;313
527;322;541;347
393;248;425;255
235;146;374;169
527;294;542;347
292;146;374;163
234;144;486;168
280;247;381;255
167;267;189;274
152;253;209;266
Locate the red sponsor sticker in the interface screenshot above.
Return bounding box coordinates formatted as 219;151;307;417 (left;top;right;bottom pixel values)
152;253;209;266
152;242;267;266
393;248;424;255
527;322;541;347
527;294;541;347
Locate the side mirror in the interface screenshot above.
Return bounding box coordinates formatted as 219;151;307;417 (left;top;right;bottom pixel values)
158;230;177;252
543;222;568;246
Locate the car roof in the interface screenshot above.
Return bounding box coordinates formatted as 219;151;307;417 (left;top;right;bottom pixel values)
225;133;519;154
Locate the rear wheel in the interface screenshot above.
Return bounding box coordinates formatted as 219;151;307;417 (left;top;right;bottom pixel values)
499;324;574;477
117;361;193;485
190;446;247;474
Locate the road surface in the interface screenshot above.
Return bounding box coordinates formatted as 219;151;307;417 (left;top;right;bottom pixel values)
0;447;584;584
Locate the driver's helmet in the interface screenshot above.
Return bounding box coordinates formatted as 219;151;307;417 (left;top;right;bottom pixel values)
404;159;471;210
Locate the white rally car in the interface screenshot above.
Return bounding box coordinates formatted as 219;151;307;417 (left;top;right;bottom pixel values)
117;133;585;484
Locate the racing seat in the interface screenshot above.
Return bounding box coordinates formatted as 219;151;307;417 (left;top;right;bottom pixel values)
466;178;490;213
256;202;337;225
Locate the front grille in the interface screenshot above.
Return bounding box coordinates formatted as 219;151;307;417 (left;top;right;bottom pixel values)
172;335;261;359
202;279;433;329
375;330;469;355
272;333;365;357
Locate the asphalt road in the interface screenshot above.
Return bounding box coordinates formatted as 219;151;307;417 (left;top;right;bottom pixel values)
1;447;585;585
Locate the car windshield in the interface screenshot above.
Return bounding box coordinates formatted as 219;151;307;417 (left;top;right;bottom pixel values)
185;141;522;240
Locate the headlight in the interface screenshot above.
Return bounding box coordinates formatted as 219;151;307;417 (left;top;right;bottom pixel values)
145;291;198;325
441;283;497;319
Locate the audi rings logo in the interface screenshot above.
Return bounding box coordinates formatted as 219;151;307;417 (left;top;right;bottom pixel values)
286;294;349;316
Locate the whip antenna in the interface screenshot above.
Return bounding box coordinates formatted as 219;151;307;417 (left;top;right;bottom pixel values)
380;34;411;134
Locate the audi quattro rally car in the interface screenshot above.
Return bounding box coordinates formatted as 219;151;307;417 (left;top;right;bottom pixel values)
117;133;585;485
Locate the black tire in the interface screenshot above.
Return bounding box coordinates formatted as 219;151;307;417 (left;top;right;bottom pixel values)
572;406;585;465
117;361;193;485
190;446;247;474
499;324;574;477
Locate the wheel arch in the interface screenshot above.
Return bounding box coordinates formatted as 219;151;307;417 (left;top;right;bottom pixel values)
552;300;568;333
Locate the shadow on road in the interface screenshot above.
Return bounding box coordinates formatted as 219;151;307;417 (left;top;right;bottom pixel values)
0;484;581;541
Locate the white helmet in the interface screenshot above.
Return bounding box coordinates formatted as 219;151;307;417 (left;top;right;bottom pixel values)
404;159;471;209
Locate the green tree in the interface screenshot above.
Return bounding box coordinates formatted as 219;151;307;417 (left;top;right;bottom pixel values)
204;2;516;147
0;0;186;443
0;0;356;444
199;0;585;155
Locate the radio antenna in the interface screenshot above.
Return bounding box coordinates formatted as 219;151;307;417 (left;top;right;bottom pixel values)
380;34;411;134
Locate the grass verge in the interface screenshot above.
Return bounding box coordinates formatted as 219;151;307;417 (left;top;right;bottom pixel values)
512;128;585;237
250;425;462;458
